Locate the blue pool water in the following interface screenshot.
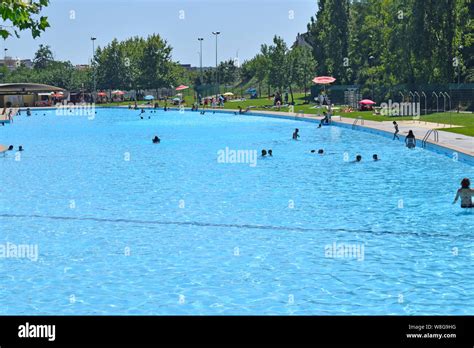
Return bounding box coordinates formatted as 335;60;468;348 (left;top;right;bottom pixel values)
0;108;473;315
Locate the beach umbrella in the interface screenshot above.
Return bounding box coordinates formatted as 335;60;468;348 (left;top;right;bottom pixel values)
172;97;181;101
175;85;189;91
112;90;125;95
312;76;336;94
359;99;376;105
223;92;234;96
144;95;154;100
312;76;336;84
97;92;107;97
245;88;257;94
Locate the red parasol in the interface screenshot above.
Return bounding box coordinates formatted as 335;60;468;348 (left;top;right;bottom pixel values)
175;85;189;91
312;76;336;84
359;99;376;105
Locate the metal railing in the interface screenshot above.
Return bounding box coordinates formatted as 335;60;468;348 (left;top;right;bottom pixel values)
422;129;439;148
352;116;364;129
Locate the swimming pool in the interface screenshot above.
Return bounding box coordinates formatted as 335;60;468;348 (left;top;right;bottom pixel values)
0;108;473;315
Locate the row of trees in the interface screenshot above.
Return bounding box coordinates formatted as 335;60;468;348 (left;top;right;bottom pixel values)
94;35;193;94
239;0;473;102
0;44;92;91
241;39;317;102
306;0;473;87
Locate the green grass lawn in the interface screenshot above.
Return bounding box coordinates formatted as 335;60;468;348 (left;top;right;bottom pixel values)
99;93;474;137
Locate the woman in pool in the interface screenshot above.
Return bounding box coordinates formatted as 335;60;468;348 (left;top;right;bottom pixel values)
405;130;416;148
453;178;474;208
152;136;160;144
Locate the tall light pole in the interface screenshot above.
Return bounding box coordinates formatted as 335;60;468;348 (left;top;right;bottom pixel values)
457;45;463;113
4;48;8;61
198;38;204;102
212;31;220;100
198;38;204;82
91;37;97;103
369;55;375;101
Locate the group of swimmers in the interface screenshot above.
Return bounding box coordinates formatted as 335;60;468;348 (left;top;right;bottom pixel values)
4;145;23;152
261;149;273;157
350;154;379;162
294;128;381;162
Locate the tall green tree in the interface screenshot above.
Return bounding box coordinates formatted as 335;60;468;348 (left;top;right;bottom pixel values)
33;44;54;69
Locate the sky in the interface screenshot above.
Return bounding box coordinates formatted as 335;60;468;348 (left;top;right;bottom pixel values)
4;0;317;66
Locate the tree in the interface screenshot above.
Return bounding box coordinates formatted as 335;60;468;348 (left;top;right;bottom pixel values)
291;46;317;97
139;34;174;91
268;36;289;93
33;44;54;69
0;0;50;39
96;39;127;92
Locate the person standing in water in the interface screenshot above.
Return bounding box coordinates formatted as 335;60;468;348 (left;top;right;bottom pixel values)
453;178;474;208
393;121;400;140
292;128;300;140
405;130;416;148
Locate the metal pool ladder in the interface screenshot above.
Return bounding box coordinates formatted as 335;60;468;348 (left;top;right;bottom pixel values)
422;129;439;148
352;116;364;129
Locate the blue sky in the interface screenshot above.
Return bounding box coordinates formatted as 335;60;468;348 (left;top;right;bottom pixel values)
4;0;317;66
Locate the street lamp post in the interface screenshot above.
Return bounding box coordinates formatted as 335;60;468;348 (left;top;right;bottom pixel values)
198;38;204;102
4;48;8;61
212;31;220;101
198;38;204;83
91;37;97;103
369;55;375;100
457;45;463;113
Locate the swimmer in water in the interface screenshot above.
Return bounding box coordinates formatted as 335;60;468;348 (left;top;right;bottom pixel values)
405;130;416;149
453;178;474;208
372;154;379;161
18;146;24;151
318;149;324;155
261;149;267;157
152;136;160;144
268;149;273;157
292;128;300;140
352;155;362;163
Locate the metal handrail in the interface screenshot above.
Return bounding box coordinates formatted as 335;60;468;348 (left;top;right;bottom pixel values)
352;116;364;129
422;129;439;148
